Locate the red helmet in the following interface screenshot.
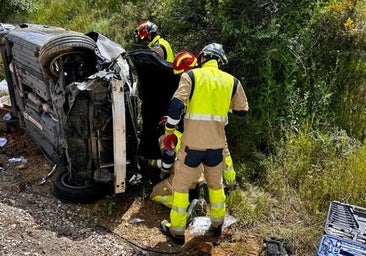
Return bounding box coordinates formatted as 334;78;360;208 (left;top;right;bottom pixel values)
135;20;158;41
173;51;198;75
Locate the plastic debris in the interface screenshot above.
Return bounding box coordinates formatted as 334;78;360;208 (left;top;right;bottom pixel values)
188;214;237;235
2;113;11;120
128;173;142;185
0;95;10;108
0;79;8;92
39;164;57;185
129;218;145;224
8;156;27;163
0;137;7;147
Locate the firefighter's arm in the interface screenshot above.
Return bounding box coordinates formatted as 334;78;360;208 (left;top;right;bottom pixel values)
230;79;249;117
165;97;184;134
165;72;192;134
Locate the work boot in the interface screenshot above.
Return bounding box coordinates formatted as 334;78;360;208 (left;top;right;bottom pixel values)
187;198;208;225
208;223;223;237
160;220;185;245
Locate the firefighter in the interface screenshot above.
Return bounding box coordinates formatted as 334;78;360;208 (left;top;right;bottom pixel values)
134;21;175;164
135;20;174;62
172;52;237;190
150;53;238;207
160;43;249;245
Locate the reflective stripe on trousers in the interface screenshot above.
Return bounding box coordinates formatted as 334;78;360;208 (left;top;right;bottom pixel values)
170;191;189;235
208;187;226;227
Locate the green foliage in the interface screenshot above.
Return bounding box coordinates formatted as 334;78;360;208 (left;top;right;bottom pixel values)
302;143;366;211
26;0;151;47
1;1;366;254
310;0;366;140
264;129;361;212
226;186;274;227
0;0;31;23
98;195;119;217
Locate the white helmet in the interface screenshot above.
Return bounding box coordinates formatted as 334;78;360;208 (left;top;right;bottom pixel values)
198;43;228;65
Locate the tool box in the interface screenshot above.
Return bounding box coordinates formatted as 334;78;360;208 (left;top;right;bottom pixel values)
325;201;366;243
317;201;366;255
318;234;366;256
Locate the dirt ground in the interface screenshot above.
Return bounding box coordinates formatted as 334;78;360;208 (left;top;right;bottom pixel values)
0;122;263;256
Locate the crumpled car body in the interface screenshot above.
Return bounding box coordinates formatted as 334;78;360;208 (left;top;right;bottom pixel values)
0;23;177;203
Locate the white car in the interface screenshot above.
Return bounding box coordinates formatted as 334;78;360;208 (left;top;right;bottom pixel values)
0;23;179;203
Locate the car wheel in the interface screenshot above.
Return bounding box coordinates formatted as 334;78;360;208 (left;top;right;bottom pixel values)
38;33;96;79
53;171;109;204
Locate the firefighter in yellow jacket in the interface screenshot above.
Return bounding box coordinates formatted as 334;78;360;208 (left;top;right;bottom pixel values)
160;43;249;245
135;20;174;62
134;20;175;162
150;52;237;210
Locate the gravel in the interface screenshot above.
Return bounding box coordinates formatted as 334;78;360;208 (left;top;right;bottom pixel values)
0;153;140;256
0;128;261;256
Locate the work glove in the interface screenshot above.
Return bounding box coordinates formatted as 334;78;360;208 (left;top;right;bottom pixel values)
223;155;236;190
223;170;236;190
162;134;177;151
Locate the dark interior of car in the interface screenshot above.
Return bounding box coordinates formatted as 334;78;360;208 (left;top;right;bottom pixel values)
128;50;180;160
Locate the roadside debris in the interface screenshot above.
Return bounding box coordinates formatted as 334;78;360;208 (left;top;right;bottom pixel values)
39;164;57;185
0;79;8;92
2;113;11;120
8;156;27;163
129;218;145;224
0;137;7;147
188;215;237;235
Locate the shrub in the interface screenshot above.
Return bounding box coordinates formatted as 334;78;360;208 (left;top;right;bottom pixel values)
264;129;361;212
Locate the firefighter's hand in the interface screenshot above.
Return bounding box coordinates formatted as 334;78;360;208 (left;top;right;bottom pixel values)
162;134;177;151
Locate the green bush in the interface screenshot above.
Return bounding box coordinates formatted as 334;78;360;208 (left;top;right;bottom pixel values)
264;129;361;212
226;185;274;227
0;0;31;23
1;1;366;253
310;0;366;140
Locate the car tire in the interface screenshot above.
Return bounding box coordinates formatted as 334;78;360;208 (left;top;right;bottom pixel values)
39;33;96;79
53;171;109;204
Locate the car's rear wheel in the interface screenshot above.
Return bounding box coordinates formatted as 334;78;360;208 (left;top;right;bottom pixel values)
53;171;109;204
39;34;96;79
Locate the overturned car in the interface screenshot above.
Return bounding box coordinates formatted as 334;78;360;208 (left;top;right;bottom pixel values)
0;24;179;203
